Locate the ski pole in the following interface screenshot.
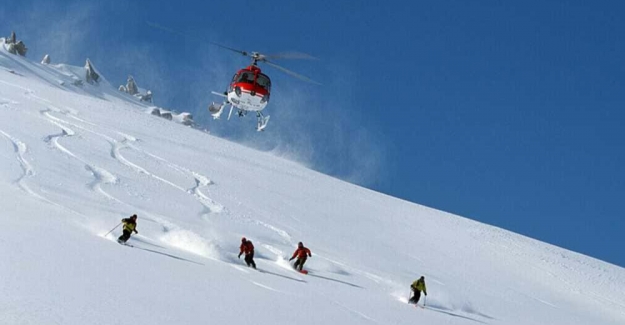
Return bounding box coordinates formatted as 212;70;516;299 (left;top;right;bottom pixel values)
423;295;427;308
104;222;122;237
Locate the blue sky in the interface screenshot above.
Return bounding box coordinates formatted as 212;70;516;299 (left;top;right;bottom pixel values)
2;0;624;267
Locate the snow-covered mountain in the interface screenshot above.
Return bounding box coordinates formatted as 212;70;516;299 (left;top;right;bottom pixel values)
1;43;624;325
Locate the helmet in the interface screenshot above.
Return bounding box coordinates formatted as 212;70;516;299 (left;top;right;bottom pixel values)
242;237;247;242
298;242;303;247
131;214;137;219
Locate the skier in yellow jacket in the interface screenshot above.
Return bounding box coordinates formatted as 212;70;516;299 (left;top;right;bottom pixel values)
117;214;138;244
409;276;427;305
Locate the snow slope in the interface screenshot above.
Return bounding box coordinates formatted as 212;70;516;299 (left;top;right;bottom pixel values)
1;46;624;325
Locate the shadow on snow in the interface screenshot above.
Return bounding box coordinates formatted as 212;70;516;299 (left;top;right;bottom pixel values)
132;246;205;266
257;269;307;283
308;274;363;289
424;305;489;324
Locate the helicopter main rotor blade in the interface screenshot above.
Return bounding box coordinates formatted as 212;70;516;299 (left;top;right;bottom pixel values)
209;42;249;57
264;51;319;61
146;21;249;56
265;61;321;85
146;21;320;84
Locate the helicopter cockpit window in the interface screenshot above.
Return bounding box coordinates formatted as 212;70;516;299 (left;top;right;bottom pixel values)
256;74;271;91
238;72;254;84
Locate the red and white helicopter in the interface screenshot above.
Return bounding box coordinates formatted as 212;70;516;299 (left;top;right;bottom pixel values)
208;49;318;131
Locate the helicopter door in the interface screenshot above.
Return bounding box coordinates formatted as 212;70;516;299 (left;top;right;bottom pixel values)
256;73;271;92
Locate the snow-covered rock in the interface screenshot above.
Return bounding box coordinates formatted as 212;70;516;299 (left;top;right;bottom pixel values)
84;58;100;84
147;107;194;126
125;75;139;95
139;89;152;103
118;75;153;103
4;31;28;56
160;111;172;120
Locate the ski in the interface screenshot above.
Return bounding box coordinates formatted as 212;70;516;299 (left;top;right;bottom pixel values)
117;240;133;247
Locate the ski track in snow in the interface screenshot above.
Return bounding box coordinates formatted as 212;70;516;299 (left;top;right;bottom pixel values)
5;84;227;242
256;219;292;242
0;79;32;94
1;67;23;76
251;281;283;293
42;109;225;216
0;129;39;197
39;109;226;254
222;212;294;248
112;139;184;190
121;137;296;243
124;142;225;215
41;110;119;201
261;243;284;257
114;139;224;215
0;97;19;107
27;92;78;115
37;109;166;227
0;128;82;218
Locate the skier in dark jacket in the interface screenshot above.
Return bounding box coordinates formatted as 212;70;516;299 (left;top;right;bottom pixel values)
409;276;427;305
238;237;256;269
118;214;138;243
289;242;312;271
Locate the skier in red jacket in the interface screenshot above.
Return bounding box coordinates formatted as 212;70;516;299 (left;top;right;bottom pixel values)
289;242;312;271
238;237;256;269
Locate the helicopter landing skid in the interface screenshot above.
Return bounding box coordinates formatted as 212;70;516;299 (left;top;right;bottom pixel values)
208;102;225;119
256;112;270;131
208;102;235;121
209;92;268;130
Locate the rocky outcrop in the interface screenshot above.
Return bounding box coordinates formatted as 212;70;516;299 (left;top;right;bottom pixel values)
5;31;28;56
138;90;152;103
85;59;100;84
119;76;152;103
125;76;139;95
148;107;194;126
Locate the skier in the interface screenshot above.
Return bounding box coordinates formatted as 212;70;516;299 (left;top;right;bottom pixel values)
238;237;256;269
117;214;138;244
289;242;312;271
409;276;427;305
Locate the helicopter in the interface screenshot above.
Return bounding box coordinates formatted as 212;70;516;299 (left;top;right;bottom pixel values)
208;48;319;131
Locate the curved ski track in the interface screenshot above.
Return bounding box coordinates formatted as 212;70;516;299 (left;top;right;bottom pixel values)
0;129;80;218
40;109;224;215
0;129;39;198
122;143;224;215
41;110;119;201
39;109;236;264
